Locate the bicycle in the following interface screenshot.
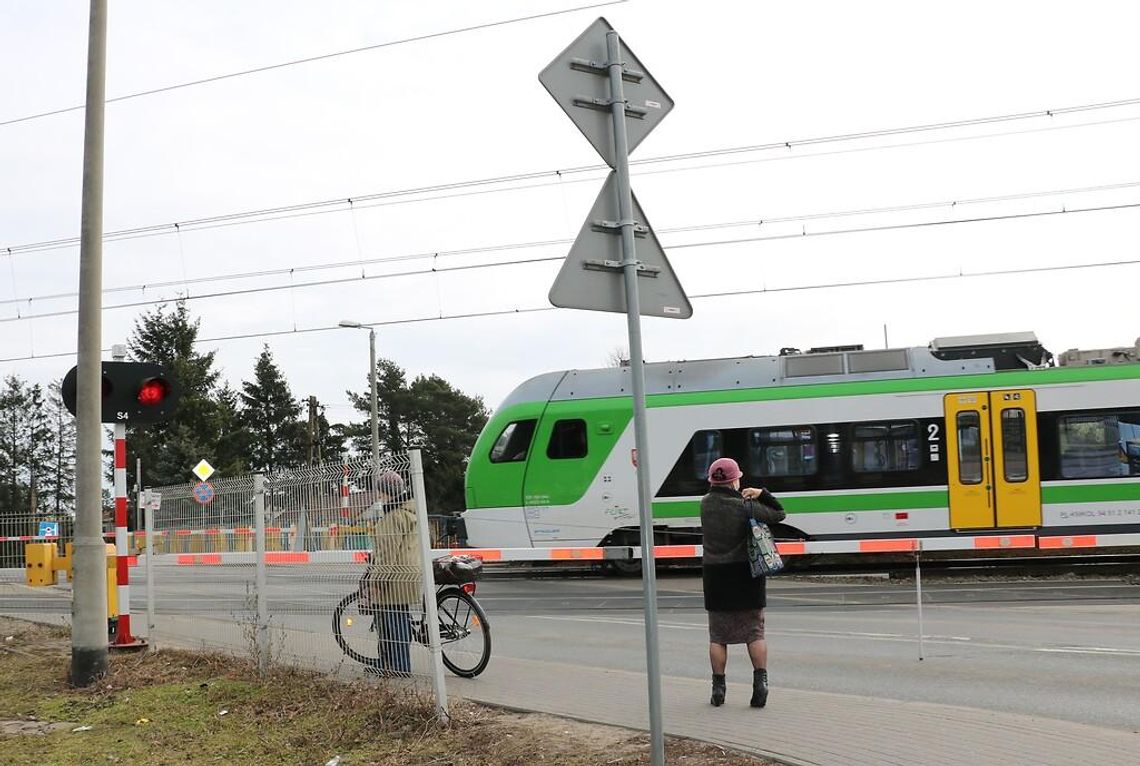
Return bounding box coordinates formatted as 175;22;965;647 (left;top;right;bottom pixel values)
332;554;491;678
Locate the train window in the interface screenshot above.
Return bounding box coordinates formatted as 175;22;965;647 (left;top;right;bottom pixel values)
1059;414;1138;478
748;427;817;477
1001;409;1028;482
547;419;588;459
956;412;983;484
851;421;920;473
489;419;537;463
692;430;723;480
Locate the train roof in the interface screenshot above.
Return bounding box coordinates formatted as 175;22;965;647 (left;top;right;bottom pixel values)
498;332;1139;409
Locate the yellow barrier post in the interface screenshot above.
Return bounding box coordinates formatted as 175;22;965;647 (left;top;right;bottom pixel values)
54;543;73;583
106;543;118;627
24;543;56;587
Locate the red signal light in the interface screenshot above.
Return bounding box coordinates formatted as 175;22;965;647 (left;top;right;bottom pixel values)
137;378;169;406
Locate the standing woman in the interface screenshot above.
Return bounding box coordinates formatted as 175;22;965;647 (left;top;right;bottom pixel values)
701;457;786;708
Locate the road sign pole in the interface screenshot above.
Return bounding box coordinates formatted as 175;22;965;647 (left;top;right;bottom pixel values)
607;29;665;766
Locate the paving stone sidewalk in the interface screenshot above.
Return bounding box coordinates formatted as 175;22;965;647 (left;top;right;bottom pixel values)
449;655;1139;766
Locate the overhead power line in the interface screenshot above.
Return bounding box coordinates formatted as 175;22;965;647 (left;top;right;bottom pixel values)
3;197;1140;326
3;254;1137;365
5;177;1140;310
0;1;626;128
6;95;1140;257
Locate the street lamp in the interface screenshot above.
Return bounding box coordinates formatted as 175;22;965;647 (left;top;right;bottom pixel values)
338;320;379;470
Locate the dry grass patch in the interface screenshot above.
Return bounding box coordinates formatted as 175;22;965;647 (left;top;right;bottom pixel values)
0;618;777;765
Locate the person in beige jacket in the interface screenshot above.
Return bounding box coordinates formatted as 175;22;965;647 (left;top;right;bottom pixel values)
363;470;422;676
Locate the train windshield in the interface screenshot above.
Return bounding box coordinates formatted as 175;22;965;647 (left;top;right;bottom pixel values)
489;419;537;463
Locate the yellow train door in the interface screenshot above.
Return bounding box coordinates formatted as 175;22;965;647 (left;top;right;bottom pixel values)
991;389;1041;527
945;389;1042;530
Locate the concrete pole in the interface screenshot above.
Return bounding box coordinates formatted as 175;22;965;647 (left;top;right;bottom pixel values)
607;30;665;766
70;0;110;687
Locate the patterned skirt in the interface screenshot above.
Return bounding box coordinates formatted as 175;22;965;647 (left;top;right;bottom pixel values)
707;608;765;645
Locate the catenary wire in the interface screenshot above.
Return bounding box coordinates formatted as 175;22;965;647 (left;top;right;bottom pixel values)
3;198;1140;323
1;232;1138;362
6;96;1140;257
0;1;626;129
5;177;1140;309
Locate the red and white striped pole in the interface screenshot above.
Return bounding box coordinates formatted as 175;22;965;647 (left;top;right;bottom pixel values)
111;345;144;649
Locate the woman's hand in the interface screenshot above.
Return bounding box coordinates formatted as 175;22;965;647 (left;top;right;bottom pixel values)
741;487;764;500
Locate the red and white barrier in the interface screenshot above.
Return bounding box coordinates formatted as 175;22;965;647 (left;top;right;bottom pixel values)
112;427;144;648
159;531;1129;566
1038;533;1140;549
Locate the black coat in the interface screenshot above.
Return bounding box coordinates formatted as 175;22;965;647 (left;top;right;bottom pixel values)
700;486;785;612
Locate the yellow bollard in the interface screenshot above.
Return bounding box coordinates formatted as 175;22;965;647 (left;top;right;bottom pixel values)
266;527;283;551
106;543;118;621
24;543;56;587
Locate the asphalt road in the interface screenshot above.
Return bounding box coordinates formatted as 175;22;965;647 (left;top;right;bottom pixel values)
4;567;1138;730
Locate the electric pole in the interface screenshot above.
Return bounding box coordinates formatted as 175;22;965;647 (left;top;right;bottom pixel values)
71;0;110;687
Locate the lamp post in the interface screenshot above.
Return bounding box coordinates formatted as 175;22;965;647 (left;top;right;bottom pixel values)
338;321;379;471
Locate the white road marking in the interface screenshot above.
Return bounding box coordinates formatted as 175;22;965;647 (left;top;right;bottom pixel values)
528;614;1140;656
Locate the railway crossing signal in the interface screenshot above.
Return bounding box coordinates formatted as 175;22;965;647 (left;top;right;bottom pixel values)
61;361;179;424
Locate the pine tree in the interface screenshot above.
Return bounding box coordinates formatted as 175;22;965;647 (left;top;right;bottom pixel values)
239;345;304;472
405;374;488;513
0;376;29;517
212;383;251;477
346;360;487;513
125;299;224;488
43;381;76;519
344;359;412;455
24;383;51;516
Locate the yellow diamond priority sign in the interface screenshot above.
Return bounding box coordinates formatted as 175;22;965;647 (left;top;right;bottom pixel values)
192;459;215;481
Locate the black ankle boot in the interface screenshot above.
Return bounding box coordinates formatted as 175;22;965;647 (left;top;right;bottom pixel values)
750;669;768;708
710;674;726;707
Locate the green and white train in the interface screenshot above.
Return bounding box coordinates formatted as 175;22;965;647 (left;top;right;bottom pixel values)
461;332;1140;551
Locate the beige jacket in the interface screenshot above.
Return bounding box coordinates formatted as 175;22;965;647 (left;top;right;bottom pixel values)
364;500;423;606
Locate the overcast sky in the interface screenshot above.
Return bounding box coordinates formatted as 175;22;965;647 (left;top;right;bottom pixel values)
2;1;1139;427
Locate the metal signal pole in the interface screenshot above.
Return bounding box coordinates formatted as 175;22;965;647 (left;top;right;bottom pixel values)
71;0;110;687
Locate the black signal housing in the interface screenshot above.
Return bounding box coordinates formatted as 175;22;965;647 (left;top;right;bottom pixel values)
62;362;179;423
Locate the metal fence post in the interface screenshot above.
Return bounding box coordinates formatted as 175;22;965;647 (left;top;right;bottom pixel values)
253;473;269;674
145;491;156;651
410;449;448;719
915;541;925;662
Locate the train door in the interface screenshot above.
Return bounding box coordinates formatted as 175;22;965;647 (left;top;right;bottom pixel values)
944;389;1041;529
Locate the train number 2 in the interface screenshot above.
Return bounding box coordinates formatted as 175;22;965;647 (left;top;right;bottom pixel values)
927;423;941;463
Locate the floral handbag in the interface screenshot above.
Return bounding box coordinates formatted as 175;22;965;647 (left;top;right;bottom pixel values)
747;518;784;577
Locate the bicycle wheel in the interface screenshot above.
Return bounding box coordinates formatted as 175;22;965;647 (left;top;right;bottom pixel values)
332;591;382;668
436;589;491;678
